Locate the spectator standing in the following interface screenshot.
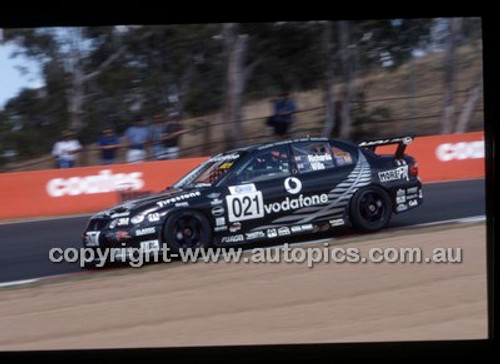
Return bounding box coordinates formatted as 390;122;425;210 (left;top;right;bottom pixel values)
161;111;187;160
124;116;151;163
98;128;121;165
151;113;167;160
52;129;82;168
267;90;297;139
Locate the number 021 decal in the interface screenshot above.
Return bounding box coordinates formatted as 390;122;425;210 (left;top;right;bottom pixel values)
226;191;264;222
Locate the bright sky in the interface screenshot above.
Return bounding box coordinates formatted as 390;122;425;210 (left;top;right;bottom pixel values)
0;42;44;110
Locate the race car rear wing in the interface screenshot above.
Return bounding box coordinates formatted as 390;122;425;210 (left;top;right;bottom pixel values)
358;135;414;158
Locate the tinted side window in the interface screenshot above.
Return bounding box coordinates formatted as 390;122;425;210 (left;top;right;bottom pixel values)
233;145;291;183
292;142;335;173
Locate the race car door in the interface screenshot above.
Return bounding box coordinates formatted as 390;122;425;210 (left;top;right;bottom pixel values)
286;140;357;226
223;144;295;234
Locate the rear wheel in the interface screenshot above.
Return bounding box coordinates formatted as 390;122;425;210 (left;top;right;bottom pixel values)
162;210;212;254
350;186;392;232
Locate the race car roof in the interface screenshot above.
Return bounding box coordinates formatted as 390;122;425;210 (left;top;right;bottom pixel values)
223;136;333;155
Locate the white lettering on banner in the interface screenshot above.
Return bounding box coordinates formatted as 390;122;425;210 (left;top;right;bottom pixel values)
46;170;144;197
435;141;484;162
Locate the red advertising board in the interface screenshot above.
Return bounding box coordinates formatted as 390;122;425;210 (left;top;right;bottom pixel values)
377;131;485;182
0;132;485;220
0;158;206;220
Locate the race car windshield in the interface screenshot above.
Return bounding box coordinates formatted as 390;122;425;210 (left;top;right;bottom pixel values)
173;152;244;189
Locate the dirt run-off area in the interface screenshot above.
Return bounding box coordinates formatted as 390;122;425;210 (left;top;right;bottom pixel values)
0;223;488;351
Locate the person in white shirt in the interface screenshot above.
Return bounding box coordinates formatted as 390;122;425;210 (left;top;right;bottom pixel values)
124;116;151;163
52;130;82;168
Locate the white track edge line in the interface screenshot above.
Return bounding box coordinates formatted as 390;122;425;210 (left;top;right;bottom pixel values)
0;278;40;288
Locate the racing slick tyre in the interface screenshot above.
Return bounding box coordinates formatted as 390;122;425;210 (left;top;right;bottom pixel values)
350;186;392;232
162;210;213;254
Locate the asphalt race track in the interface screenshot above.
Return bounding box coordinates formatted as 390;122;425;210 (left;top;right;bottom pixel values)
0;179;486;284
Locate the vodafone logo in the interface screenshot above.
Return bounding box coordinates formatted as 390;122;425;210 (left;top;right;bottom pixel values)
46;169;145;197
435;140;484;162
284;177;302;194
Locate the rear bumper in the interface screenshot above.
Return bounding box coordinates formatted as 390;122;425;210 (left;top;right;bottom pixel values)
389;179;423;213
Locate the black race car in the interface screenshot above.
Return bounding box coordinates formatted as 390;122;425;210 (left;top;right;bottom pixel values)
83;136;422;261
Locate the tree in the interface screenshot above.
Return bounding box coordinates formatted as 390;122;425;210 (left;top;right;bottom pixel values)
120;24;223;116
64;27;125;132
454;17;483;133
222;23;247;148
440;17;462;134
321;21;337;137
4;27;126;133
0;19;483;168
455;72;483;133
221;23;263;148
338;20;354;140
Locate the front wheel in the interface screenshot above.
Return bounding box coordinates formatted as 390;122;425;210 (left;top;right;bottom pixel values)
162;210;212;254
350;186;392;232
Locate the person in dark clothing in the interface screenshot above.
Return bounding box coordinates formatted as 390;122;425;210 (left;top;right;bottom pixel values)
160;111;187;160
98;128;121;165
151;113;167;160
267;90;297;139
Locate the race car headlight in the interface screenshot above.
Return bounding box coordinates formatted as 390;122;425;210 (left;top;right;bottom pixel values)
130;207;158;224
131;214;145;224
109;219;118;229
